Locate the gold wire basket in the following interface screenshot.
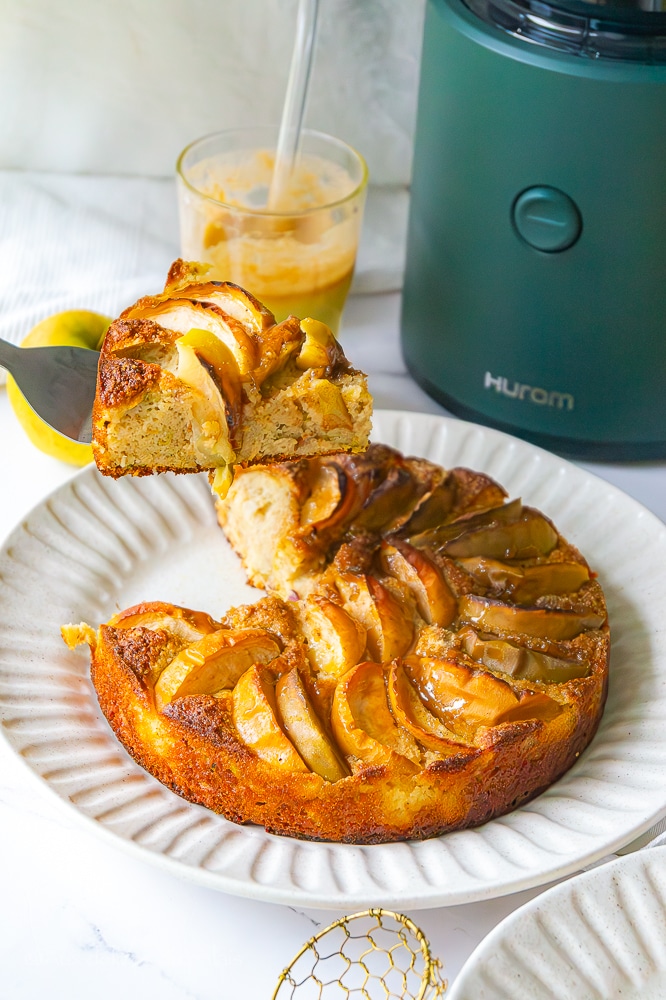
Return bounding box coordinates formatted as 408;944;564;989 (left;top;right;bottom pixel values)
272;908;447;999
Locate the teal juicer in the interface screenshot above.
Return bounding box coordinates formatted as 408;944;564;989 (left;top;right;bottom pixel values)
401;0;666;459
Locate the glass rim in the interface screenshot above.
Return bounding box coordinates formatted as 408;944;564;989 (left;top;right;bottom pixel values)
175;126;369;219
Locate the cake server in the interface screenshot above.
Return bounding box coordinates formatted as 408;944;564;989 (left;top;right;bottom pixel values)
0;337;99;443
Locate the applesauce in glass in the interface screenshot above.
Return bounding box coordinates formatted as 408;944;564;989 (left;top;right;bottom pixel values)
176;127;368;334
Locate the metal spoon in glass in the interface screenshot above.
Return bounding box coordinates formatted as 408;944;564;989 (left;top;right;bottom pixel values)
0;337;100;443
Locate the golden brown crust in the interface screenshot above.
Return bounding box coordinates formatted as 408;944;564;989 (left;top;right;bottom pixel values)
71;447;610;844
102;317;180;353
88;617;607;842
96;357;162;409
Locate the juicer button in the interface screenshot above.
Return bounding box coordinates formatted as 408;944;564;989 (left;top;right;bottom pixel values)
512;186;582;252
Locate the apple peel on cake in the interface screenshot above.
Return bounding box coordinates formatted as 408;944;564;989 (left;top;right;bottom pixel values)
64;444;609;844
91;259;372;495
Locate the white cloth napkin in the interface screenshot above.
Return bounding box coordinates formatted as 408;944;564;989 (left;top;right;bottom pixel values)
0;171;179;353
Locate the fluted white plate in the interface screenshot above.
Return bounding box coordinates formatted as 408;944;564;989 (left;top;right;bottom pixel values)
449;847;666;999
1;410;666;910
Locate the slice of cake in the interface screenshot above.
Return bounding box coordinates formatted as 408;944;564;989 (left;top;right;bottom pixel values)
92;260;372;493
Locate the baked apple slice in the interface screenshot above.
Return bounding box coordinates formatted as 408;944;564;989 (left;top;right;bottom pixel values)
387;662;472;754
335;572;414;662
459;626;589;683
457;557;590;602
164;261;276;333
154;630;281;711
174;328;243;454
276;668;350;781
295;318;341;372
123;295;257;373
295;596;367;677
331;662;421;768
458;594;606;641
408;498;523;549
232;663;309;772
351;464;423;534
405;655;560;739
410;499;559;561
380;540;457;626
300;462;347;529
444;509;559;560
109;602;222;644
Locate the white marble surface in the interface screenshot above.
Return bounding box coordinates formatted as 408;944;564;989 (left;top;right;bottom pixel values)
1;291;665;999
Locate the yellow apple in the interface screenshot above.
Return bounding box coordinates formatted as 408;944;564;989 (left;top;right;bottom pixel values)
6;309;110;465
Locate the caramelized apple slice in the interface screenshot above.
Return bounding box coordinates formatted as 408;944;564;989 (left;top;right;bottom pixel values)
331;662;420;767
232;664;308;772
252;316;304;385
458;557;590;602
109;602;221;644
352;465;422;533
409;498;523;549
295;318;339;371
458;594;605;640
176;328;242;448
398;477;455;535
303;445;424;537
295;596;367;677
163;268;275;333
405;655;560;736
298;456;373;537
387;662;470;754
276;668;350;781
409;497;559;561
459;627;590;683
380;540;457;626
445;509;558;560
401;466;510;536
124;296;256;373
336;573;414;662
300;462;346;528
154;630;281;711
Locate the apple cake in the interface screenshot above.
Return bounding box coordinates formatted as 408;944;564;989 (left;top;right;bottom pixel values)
91;259;372;494
63;444;609;844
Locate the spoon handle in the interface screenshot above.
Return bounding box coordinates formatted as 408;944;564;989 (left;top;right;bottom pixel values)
268;0;320;211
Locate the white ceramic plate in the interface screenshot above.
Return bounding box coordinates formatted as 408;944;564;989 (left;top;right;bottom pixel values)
449;847;666;999
1;410;666;910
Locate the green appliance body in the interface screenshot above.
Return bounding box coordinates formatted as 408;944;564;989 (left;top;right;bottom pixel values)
401;0;666;459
